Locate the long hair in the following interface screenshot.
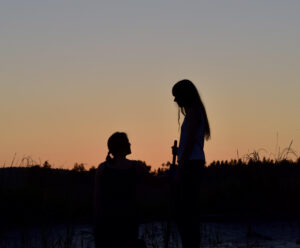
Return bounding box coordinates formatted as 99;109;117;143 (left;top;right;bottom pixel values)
172;79;211;140
106;132;129;162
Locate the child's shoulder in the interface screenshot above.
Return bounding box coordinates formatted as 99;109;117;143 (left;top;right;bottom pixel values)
130;160;143;165
130;160;150;174
96;162;107;175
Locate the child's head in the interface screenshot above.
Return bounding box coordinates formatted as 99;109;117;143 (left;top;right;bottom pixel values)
107;132;131;158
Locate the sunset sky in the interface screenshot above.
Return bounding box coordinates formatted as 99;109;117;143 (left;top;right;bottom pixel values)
1;1;299;170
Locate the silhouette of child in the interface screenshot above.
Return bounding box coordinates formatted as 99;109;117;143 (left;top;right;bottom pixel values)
172;79;211;248
93;132;150;248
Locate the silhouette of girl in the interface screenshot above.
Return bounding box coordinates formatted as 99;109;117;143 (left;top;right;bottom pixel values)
93;132;148;248
172;79;210;248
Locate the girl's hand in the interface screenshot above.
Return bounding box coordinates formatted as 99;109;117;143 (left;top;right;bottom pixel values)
173;169;181;185
178;159;184;167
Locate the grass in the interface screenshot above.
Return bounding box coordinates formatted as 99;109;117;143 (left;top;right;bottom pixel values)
243;140;298;164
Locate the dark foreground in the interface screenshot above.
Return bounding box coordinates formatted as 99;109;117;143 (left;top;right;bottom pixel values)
1;159;300;226
1;158;300;247
1;220;300;248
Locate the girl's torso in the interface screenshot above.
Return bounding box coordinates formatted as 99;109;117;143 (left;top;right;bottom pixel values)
97;161;138;219
178;111;206;162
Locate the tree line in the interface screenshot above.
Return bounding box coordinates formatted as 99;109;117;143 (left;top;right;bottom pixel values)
1;157;300;228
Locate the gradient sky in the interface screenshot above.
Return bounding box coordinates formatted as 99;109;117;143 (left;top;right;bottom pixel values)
1;1;300;169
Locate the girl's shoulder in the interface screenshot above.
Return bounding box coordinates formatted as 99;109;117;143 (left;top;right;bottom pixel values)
131;160;151;175
96;162;107;176
96;160;149;175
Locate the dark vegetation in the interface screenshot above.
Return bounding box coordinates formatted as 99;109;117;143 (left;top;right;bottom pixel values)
1;157;300;229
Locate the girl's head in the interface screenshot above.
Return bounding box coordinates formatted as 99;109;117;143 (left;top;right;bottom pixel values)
172;79;201;108
107;132;131;160
172;79;211;140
